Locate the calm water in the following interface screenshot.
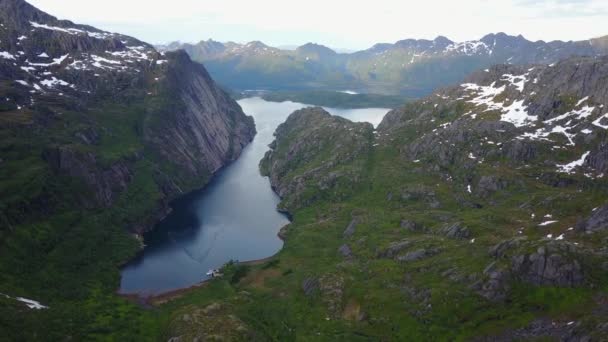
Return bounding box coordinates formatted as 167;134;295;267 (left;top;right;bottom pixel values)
119;98;390;295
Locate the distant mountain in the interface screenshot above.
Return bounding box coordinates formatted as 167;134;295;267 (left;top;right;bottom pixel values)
0;0;254;338
163;33;608;96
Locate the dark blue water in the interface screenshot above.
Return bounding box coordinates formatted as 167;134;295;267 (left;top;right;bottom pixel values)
119;98;389;295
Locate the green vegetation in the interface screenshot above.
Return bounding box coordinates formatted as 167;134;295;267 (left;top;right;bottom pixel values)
256;90;410;109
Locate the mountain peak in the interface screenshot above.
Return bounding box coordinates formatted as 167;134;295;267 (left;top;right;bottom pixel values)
296;43;336;56
245;41;268;49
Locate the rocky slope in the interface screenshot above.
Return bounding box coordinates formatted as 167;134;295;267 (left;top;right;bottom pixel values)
161;33;608;96
0;0;254;339
250;56;608;340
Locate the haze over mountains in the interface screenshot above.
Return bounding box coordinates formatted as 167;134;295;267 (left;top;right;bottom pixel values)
160;33;608;96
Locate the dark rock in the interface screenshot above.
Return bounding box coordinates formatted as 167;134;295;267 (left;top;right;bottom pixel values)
489;237;527;258
577;205;608;233
475;262;511;302
511;244;584;287
302;278;319;297
440;223;471;239
397;248;440;262
74;127;100;145
475;318;589;342
477;176;508;197
400;220;424;232
343;219;357;238
338;244;352;258
378;240;412;259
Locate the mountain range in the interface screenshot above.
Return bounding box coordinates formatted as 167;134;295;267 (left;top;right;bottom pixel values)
160;34;608;96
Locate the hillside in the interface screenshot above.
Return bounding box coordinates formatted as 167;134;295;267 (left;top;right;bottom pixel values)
161;33;608;96
0;0;255;339
160;55;608;340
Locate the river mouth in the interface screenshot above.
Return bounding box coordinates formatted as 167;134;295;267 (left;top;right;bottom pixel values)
119;97;390;296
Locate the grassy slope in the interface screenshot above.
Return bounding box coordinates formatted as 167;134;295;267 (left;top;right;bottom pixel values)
258;90;410;109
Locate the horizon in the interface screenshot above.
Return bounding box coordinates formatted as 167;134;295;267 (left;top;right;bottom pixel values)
27;0;608;51
161;31;606;52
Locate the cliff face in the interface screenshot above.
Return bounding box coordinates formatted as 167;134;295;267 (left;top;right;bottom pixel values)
150;51;255;176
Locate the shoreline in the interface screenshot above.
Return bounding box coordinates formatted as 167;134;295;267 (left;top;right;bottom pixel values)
118;226;289;307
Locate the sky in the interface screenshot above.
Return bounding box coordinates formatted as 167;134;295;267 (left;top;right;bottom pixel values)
28;0;608;50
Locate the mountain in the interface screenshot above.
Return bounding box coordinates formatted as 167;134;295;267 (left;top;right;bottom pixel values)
164;33;608;96
207;55;608;340
0;0;254;339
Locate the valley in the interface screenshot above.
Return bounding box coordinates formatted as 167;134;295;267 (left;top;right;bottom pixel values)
1;0;608;340
119;98;389;296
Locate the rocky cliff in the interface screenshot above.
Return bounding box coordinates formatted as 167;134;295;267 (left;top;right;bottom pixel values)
0;0;255;229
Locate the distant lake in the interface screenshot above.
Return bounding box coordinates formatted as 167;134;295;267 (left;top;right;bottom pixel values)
119;98;390;295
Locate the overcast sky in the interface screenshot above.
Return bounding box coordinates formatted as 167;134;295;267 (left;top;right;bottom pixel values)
28;0;608;50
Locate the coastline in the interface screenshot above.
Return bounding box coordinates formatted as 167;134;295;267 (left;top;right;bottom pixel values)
118;223;290;307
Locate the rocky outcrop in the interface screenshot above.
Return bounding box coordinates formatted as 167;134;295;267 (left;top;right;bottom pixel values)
397;248;440;262
576;205;608;233
378;240;412;259
474;262;511;302
343;219;357;238
302;278;319;297
511;244;585;287
440;223;471;239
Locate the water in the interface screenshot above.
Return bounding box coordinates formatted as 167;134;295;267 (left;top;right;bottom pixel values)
119;97;390;295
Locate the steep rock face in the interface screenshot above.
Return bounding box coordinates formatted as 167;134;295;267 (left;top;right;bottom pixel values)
146;51;254;176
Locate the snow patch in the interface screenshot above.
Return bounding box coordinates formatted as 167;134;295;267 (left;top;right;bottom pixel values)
556;151;590;174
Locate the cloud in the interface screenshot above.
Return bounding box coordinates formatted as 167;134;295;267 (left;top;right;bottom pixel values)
514;0;608;17
27;0;608;49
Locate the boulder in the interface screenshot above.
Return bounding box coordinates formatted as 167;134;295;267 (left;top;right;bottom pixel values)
302;278;319;297
378;240;412;259
397;248;440;262
343;219;357;238
400;220;424;232
441;223;471;239
338;244;353;258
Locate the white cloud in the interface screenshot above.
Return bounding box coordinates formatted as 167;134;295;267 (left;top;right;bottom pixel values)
28;0;608;49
